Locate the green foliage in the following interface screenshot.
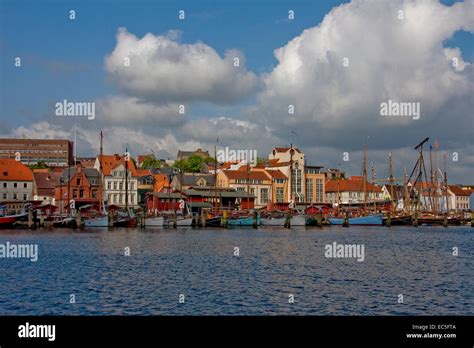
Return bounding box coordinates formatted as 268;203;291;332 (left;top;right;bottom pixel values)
173;155;204;173
29;161;48;170
141;156;161;169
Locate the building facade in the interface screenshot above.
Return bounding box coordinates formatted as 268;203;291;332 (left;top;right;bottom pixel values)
95;155;138;208
54;165;101;212
325;177;383;206
0;159;34;203
0;138;73;167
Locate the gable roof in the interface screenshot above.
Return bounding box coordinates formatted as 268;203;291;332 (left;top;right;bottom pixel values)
449;185;472;196
97;154;137;176
274;147;301;153
223;170;271;181
325;179;382;193
0;159;34;181
266;170;287;180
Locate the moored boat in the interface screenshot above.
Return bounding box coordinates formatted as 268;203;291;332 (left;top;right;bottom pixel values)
228;215;260;226
328;214;383;226
145;216;164;227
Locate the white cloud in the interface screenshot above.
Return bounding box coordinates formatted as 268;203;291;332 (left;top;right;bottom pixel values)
258;0;474;148
96;95;184;126
105;27;259;104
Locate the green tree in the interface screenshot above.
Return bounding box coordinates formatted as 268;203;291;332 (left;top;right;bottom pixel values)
173;155;204;173
141;157;161;169
29;161;48;170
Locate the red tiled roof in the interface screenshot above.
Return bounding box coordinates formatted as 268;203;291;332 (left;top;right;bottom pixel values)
449;185;472;196
267;160;291;167
33;172;61;189
274;147;301;153
97;154;137;176
0;159;34;181
136;169;151;176
325;179;382;193
223;170;270;181
266;170;287;180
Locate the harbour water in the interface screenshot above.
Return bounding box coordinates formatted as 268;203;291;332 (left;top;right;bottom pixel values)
0;226;472;315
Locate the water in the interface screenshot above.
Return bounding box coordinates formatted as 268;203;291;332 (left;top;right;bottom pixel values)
0;226;472;315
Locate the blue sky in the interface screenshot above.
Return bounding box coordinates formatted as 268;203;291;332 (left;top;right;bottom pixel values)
0;0;473;183
1;0;472;129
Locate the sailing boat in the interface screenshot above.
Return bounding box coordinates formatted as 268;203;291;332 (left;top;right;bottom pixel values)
114;147;137;227
84;131;109;227
328;145;383;226
163;188;193;227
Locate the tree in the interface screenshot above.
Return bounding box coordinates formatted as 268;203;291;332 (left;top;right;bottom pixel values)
141;157;161;169
29;161;48;170
173;155;204;173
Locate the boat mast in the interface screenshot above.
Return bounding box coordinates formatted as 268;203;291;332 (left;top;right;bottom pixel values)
99;131;103;214
214;140;219;214
125;147;129;211
371;161;376;212
429;145;435;213
433;140;439;214
362;144;367;212
443;153;449;212
403;168;409;213
389;152;395;212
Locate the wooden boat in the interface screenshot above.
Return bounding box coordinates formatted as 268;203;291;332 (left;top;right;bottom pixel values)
260;214;306;226
84;215;109;227
145;216;164;227
228;215;260;226
52;216;78;228
328;214;383;226
164;216;193;227
0;212;28;227
205;216;222;227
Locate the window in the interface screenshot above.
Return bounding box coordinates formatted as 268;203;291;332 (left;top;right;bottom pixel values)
130;182;134;190
119;182;123;190
23;193;28;200
276;188;284;203
73;190;78;198
316;179;323;203
113;182;117;190
92;190;98;199
275;179;284;184
107;182;111;190
23;183;28;188
13;193;17;200
2;193;7;199
260;188;269;204
14;182;18;188
79;189;84;198
2;183;6;188
250;188;255;196
306;179;314;203
77;178;81;186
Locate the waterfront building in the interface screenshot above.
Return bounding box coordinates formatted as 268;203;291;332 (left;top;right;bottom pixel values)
94;154;138;208
172;173;215;190
33;170;61;205
177;148;211;161
0;159;34;208
322;168;346;180
54;164;101;211
0;138;73;167
325;177;383;206
217;169;272;209
305;166;326;203
267;147;306;203
448;185;471;211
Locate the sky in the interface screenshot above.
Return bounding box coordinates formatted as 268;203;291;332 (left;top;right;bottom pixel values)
0;0;473;183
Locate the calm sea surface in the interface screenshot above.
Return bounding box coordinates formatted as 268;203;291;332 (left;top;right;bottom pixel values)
0;226;472;315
